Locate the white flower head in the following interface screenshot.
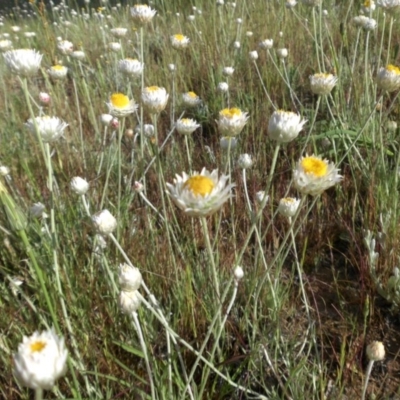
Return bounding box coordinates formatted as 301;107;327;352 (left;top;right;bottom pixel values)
259;39;273;49
47;64;68;80
13;328;68;390
277;48;288;59
141;86;169;114
286;0;297;7
118;58;143;78
223;66;234;76
376;64;400;92
3;49;42;77
168;63;176;72
171;34;190;49
106;93;137;118
182;91;201;107
309;73;338;95
30;202;47;219
100;113;113;126
293;154;342;196
57;40;73;55
135;124;155;138
70;177;89;195
217;107;249;137
366;341;385;361
237;153;253;169
166;168;235;217
234;266;244;280
255;191;269;206
353;15;377;30
25;116;68;143
109;42;121;52
218;82;229;92
92;209;117;235
278;197;300;217
118;263;142;291
0;39;13;52
233;41;240;49
119;290;141;313
110;27;128;38
362;0;376;12
70;50;85;60
0;165;10;176
377;0;400;13
130;4;156;25
176;118;200;135
249;50;258;60
268;110;307;143
220;136;238;150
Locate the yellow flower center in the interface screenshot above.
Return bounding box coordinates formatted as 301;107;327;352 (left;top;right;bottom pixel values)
184;175;215;196
111;93;129;108
220;108;242;118
364;0;371;6
314;73;331;78
283;197;295;203
134;4;148;8
147;86;159;92
188;91;197;98
301;157;328;177
387;64;400;75
52;65;65;70
174;34;185;41
30;340;46;353
181;118;190;123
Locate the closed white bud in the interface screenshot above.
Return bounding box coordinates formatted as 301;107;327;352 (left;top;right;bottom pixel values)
118;263;142;291
234;266;244;280
0;165;10;176
366;341;385;361
278;197;300;217
119;290;141;313
238;153;253;169
92;209;117;235
249;50;258;60
70;177;89;195
218;82;229;92
255;191;269;206
277;48;288;59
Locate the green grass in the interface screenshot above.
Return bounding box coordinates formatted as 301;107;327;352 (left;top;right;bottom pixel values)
0;0;400;399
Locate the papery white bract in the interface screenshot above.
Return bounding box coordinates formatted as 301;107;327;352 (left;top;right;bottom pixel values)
25;116;68;143
3;49;42;77
268;110;307;143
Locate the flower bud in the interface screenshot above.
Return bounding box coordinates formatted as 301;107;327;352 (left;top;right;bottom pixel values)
234;266;244;280
92;209;117;235
118;263;142;291
238;153;253;169
366;341;385;361
70;177;89;195
119;290;141;313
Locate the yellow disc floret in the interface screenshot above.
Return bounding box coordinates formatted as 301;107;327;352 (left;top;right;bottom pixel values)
52;65;65;70
301;156;328;177
387;64;400;75
174;34;185;41
220;108;242;118
111;93;129;108
184;175;215;196
30;340;47;353
188;91;198;98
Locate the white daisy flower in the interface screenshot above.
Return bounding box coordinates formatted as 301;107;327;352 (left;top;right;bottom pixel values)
3;49;42;77
217;107;249;137
13;328;68;390
166;168;235;217
268;110;307;143
353;16;377;30
25;116;68;143
106;93;137;118
176;118;200;135
57;40;73;55
141;86;169;114
130;4;156;24
109;42;121;52
293;154;342;196
118;263;142;292
182;91;201;107
376;64;400;92
47;65;68;80
110;27;128;38
278;197;301;217
377;0;400;13
309;73;338;95
118;58;143;77
223;66;234;76
92;209;117;235
70;177;89;195
171;34;190;49
259;39;273;49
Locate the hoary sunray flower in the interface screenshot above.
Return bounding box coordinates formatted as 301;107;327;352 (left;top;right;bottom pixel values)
176;118;200;135
25;116;68;143
92;209;117;235
109;42;121;52
0;39;12;52
223;66;234;76
268;110;307;143
71;50;85;60
278;197;300;217
171;34;190;49
13;328;68;390
118;58;143;77
352;16;377;31
70;177;89;195
141;86;169;114
277;48;288;59
182;91;201;107
3;49;42;77
249;50;258;60
377;0;400;13
293;154;342;196
119;290;141;313
217;107;249;137
259;39;273;49
362;0;376;12
57;40;73;55
47;65;68;80
166;168;234;217
110;27;128;38
376;64;400;92
237;153;253;169
106;93;137;118
118;263;142;291
218;82;229;92
286;0;297;7
309;73;338;95
130;4;156;24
